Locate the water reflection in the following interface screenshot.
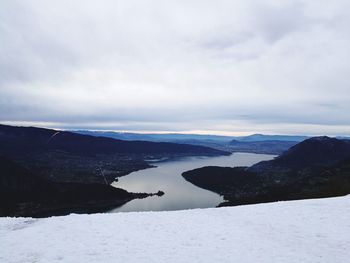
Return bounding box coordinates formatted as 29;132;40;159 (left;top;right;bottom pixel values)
110;152;275;212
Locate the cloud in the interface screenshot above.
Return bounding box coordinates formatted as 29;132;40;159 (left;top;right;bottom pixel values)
0;0;350;135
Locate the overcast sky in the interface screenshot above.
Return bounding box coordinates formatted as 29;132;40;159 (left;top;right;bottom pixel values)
1;0;350;135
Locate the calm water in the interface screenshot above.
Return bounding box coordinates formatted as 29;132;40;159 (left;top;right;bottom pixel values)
110;152;275;213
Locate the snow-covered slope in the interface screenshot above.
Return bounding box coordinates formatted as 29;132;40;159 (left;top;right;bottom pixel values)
1;196;350;263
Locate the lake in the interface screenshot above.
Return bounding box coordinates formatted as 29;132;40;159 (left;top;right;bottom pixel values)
110;152;275;213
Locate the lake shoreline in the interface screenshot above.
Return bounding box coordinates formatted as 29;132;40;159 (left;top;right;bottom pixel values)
111;152;275;213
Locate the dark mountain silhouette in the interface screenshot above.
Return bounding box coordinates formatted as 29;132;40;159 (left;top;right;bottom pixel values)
0;124;228;156
250;136;350;172
183;136;350;206
0;157;157;217
0;157;52;198
265;136;350;168
0;124;229;184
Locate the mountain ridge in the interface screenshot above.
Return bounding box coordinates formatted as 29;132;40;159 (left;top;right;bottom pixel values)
183;136;350;206
0;124;229;184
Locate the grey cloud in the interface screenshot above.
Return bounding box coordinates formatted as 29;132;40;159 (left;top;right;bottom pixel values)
1;0;350;135
252;2;309;43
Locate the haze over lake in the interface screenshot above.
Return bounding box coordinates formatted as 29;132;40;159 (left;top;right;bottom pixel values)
111;152;275;212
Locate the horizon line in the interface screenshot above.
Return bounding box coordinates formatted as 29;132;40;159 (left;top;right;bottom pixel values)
1;121;349;138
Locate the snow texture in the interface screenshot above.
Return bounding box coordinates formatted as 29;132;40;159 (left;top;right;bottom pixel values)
1;196;350;263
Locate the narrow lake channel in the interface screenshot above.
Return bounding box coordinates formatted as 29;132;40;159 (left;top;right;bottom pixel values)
110;152;275;213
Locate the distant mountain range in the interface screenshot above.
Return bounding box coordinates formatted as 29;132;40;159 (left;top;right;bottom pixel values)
74;130;315;154
183;136;350;206
74;130;234;142
228;140;298;155
74;130;311;142
234;134;309;142
75;130;350;143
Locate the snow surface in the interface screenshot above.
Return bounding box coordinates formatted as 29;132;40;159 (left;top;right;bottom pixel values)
1;196;350;263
